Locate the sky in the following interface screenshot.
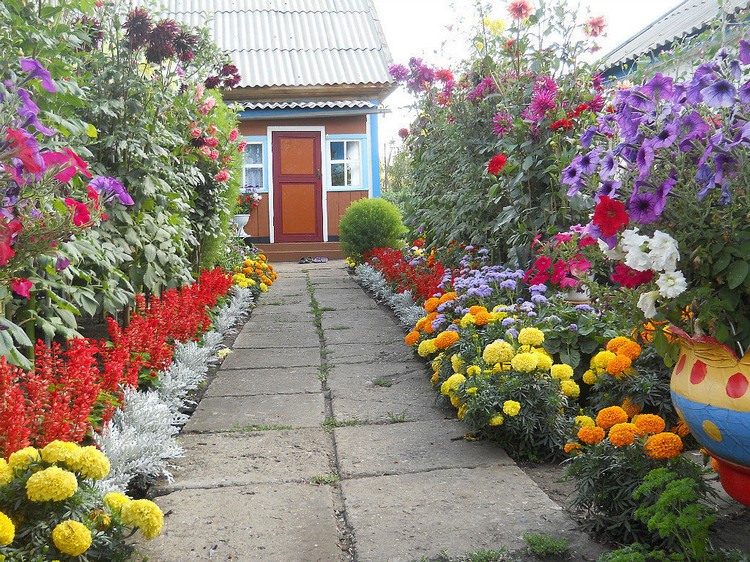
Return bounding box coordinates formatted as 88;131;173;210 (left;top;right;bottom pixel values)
371;0;685;148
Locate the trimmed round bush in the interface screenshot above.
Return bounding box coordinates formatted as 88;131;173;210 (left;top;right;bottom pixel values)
338;198;405;262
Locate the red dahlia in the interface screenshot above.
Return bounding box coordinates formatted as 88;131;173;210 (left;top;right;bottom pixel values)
487;154;508;175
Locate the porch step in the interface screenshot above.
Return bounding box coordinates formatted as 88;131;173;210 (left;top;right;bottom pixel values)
253;241;345;263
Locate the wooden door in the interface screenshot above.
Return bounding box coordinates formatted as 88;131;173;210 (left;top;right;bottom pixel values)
272;132;323;242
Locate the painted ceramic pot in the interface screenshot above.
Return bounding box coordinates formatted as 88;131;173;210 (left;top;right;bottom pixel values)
670;336;750;506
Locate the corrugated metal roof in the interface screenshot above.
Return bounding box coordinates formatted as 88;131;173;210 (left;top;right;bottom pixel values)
158;0;394;89
602;0;750;71
236;99;378;110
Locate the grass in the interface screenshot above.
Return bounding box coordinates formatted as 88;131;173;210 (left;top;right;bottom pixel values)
322;417;362;432
317;362;331;382
327;325;351;330
233;424;293;432
373;377;393;387
386;410;408;423
416;548;513;562
523;533;570;559
310;474;340;486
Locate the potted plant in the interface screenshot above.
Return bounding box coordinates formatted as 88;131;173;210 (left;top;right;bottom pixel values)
233;187;262;236
565;30;750;504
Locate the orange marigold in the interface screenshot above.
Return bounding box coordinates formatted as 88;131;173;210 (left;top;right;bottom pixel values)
415;318;427;331
564;442;582;454
596;406;629;430
405;331;420;346
474;311;492;326
644;432;683;460
606;336;631;353
608;422;639;447
469;305;488;315
577;426;606;445
621;398;642;418
426;312;438;323
634;414;666;435
606;355;632;377
435;330;460;350
424;297;441;313
439;292;458;304
671;420;691;437
619;341;642;360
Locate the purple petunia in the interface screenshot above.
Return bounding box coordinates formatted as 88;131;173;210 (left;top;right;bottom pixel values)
740;39;750;64
389;64;409;81
628;192;659;224
739;80;750;105
639;73;673;102
17;88;55;136
701;79;737;107
88;176;135;206
20;58;56;93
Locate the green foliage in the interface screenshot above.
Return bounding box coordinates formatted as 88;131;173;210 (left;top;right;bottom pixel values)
523;533;570;559
338;198;405;262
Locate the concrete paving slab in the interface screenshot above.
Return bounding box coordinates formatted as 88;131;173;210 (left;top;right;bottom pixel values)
324;327;404;346
239;318;316;333
219;347;320;370
153;430;332;492
321;314;401;332
137;484;342;562
341;467;580;562
330;393;448;424
326;341;416;364
315;296;380;310
234;329;320;349
335;420;512;478
327;362;429;383
183;393;326;432
204;366;321;397
244;303;314;318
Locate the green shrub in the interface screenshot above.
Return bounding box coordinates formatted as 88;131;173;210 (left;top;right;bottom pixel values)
338;198;405;262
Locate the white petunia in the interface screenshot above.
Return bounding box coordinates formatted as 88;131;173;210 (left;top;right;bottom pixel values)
656;270;688;298
621;229;651;271
637;290;660;318
598;238;626;261
648;230;681;272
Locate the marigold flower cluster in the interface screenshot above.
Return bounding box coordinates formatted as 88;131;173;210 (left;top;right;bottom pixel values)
232;252;277;293
582;336;642;384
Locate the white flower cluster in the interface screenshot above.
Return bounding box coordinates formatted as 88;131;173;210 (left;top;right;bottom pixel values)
599;228;687;318
94;285;254;493
355;264;424;329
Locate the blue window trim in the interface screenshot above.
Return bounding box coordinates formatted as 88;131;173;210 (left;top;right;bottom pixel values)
325;134;370;192
242;135;269;193
368;113;380;197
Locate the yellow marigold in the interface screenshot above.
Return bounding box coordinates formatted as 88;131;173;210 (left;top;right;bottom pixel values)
415;317;427;331
440;373;466;396
52;520;91;556
121;499;164;540
435;330;460;350
26;466;78;502
405;331;420;346
474;310;492;326
606;336;631;353
431;353;445;371
457;404;468;419
510;352;538;373
596;406;629;430
575;415;595;428
606;355;632;377
41;440;80;468
560;380;580;398
89;508;112;531
439;292;457;304
582;369;598;385
417;339;438;357
644;432;683;460
534;351;553;372
488;311;506;323
451;354;463;373
466;387;478;395
450;394;461;407
550;364;574;380
619;341;642;360
608;422;639;447
466;365;482;377
488;414;504;426
577;426;605;444
259;282;268;292
424;297;440;313
103;492;131;514
517;327;544;346
482;340;514;365
67;446;110;480
8;447;41;472
0;460;13;487
468;305;487;315
621;398;642;418
459;313;476;328
671;420;691;437
591;350;617;370
634;414;666;435
0;510;14;546
502;400;521;417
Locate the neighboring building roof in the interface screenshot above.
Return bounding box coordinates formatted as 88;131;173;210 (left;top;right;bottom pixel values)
160;0;395;95
601;0;750;72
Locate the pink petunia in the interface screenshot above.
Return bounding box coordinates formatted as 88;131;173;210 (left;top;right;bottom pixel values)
11;278;33;298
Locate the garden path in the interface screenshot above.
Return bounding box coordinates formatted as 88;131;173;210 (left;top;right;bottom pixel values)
137;261;606;562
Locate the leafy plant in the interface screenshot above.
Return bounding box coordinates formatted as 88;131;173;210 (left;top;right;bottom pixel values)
523;532;570;559
338;198;405;263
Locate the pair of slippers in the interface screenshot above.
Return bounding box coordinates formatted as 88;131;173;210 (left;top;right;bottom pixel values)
298;256;328;264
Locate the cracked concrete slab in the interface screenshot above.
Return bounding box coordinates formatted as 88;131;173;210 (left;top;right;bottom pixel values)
204;366;321;397
234;330;320;349
219;346;320;370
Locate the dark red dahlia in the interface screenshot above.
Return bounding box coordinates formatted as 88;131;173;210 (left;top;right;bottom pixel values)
222;74;241;89
174;30;198;63
124;7;152;50
220;63;239;77
204;75;221;89
146;19;179;64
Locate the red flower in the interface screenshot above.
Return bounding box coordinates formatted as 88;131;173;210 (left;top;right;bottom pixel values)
592;196;629;237
11;278;32;298
487;154;508;175
64;197;91;226
507;0;533;20
398;128;409;140
550;119;574;131
5;128;43;174
534;256;551;271
436;69;454;82
578;235;597;247
611;264;654;288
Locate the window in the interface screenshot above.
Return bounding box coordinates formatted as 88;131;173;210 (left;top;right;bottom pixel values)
243;142;265;192
329;140;362;188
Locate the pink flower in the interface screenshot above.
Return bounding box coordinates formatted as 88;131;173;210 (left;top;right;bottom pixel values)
205;136;219;147
64;197;91;226
190;127;202;138
507;0;533;20
194;84;204;100
568;255;591;277
398;128;409;140
228;129;239;142
0;220;23;266
209;149;219;160
198;96;216;115
214;168;229;182
237;141;247;152
42;149;92;183
199;146;212;156
584;15;606;38
11;278;32;298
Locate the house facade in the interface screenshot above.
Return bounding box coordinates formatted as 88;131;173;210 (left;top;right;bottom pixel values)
165;0;396;259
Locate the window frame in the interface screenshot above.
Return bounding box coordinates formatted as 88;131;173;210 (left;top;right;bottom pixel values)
242;136;268;193
325;135;368;192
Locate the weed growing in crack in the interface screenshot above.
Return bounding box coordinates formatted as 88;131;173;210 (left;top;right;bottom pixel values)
233;424;293;432
373;377;393;387
322;417;362;432
523;533;570;559
310;474;340;486
386;411;408;423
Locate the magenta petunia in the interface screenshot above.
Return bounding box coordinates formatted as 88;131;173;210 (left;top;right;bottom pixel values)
20;58;56;92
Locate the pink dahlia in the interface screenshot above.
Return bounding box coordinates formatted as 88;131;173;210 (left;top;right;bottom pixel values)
507;0;533;20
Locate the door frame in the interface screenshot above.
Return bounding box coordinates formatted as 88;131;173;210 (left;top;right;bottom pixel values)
266;126;327;243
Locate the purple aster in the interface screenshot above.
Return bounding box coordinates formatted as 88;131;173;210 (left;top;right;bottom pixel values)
389;64;409;81
529;283;547;294
639;73;673;102
596;180;621;199
569;324;578;331
531;294;547;304
740;39;750;65
506;328;519;339
574;304;594;312
700;80;736;108
20;58;56;93
739;80;750;105
651;122;678;149
89;176;135;206
628;192;659;224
